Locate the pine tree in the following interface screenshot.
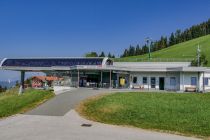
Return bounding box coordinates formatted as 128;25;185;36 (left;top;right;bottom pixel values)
108;52;112;58
122;49;129;57
142;45;149;54
135;45;140;55
99;51;105;57
120;18;210;57
169;33;175;46
128;45;135;56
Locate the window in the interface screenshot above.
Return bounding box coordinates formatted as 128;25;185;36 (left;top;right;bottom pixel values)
133;77;137;84
151;77;156;88
204;78;209;86
191;77;197;86
143;77;147;84
170;77;176;86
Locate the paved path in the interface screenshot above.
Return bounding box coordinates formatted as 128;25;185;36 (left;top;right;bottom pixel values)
26;88;122;116
0;88;201;140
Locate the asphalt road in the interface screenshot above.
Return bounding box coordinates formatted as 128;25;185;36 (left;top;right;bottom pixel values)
0;88;201;140
26;88;120;116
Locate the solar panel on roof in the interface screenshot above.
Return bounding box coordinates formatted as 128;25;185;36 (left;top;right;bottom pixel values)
1;58;104;67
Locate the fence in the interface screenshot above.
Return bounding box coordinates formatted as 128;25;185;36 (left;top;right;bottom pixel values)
113;58;195;62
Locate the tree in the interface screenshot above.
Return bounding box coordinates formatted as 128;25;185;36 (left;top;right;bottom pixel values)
3;86;7;92
25;78;32;87
175;29;181;44
0;85;7;93
142;45;149;54
99;51;105;57
169;33;176;46
0;85;2;93
108;52;112;58
85;52;98;57
135;45;141;55
122;49;129;57
15;80;19;87
120;18;210;58
128;45;135;56
191;53;208;66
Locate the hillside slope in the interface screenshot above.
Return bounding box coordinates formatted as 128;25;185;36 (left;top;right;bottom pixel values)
116;35;210;66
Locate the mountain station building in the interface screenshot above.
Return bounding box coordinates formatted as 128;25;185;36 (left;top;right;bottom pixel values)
0;57;210;93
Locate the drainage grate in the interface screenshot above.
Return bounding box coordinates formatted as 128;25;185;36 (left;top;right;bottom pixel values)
81;123;92;127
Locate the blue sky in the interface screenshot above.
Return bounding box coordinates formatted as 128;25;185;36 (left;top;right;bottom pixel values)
0;0;210;81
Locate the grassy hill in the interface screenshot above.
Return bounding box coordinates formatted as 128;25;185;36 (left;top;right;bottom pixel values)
115;35;210;66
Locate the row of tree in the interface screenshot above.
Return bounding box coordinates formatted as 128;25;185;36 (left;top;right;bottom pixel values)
0;85;7;93
121;19;210;57
85;51;115;58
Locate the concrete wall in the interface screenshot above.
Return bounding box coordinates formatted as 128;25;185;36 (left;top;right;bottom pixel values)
204;72;210;91
165;72;180;91
180;72;199;91
130;71;208;92
130;72;180;91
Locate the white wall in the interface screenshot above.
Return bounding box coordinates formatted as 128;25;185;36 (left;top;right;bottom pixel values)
204;72;210;91
130;71;210;92
181;72;199;91
165;72;180;90
130;72;180;90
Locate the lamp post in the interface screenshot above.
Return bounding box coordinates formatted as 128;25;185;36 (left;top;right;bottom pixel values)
145;37;152;60
197;44;201;67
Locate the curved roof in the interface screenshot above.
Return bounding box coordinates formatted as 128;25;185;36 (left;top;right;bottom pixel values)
0;57;112;68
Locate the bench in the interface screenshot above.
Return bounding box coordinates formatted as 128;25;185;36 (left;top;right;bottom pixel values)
185;87;196;92
133;85;144;89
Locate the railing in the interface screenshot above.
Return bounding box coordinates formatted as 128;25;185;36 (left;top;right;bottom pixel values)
113;58;195;62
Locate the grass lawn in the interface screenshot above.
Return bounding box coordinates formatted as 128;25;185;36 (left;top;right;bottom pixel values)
114;35;210;67
77;92;210;137
0;88;54;118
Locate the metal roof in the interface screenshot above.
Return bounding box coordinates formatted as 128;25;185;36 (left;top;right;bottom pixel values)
113;62;191;68
0;57;209;73
0;57;112;68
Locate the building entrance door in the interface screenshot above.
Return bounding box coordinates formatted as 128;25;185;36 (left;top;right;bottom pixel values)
159;77;165;90
79;77;87;87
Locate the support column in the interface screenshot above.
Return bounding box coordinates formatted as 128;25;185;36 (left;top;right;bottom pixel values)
197;72;200;92
116;73;119;88
100;71;103;88
179;72;184;91
77;70;80;88
109;70;112;88
203;72;205;93
19;71;25;94
182;72;184;91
